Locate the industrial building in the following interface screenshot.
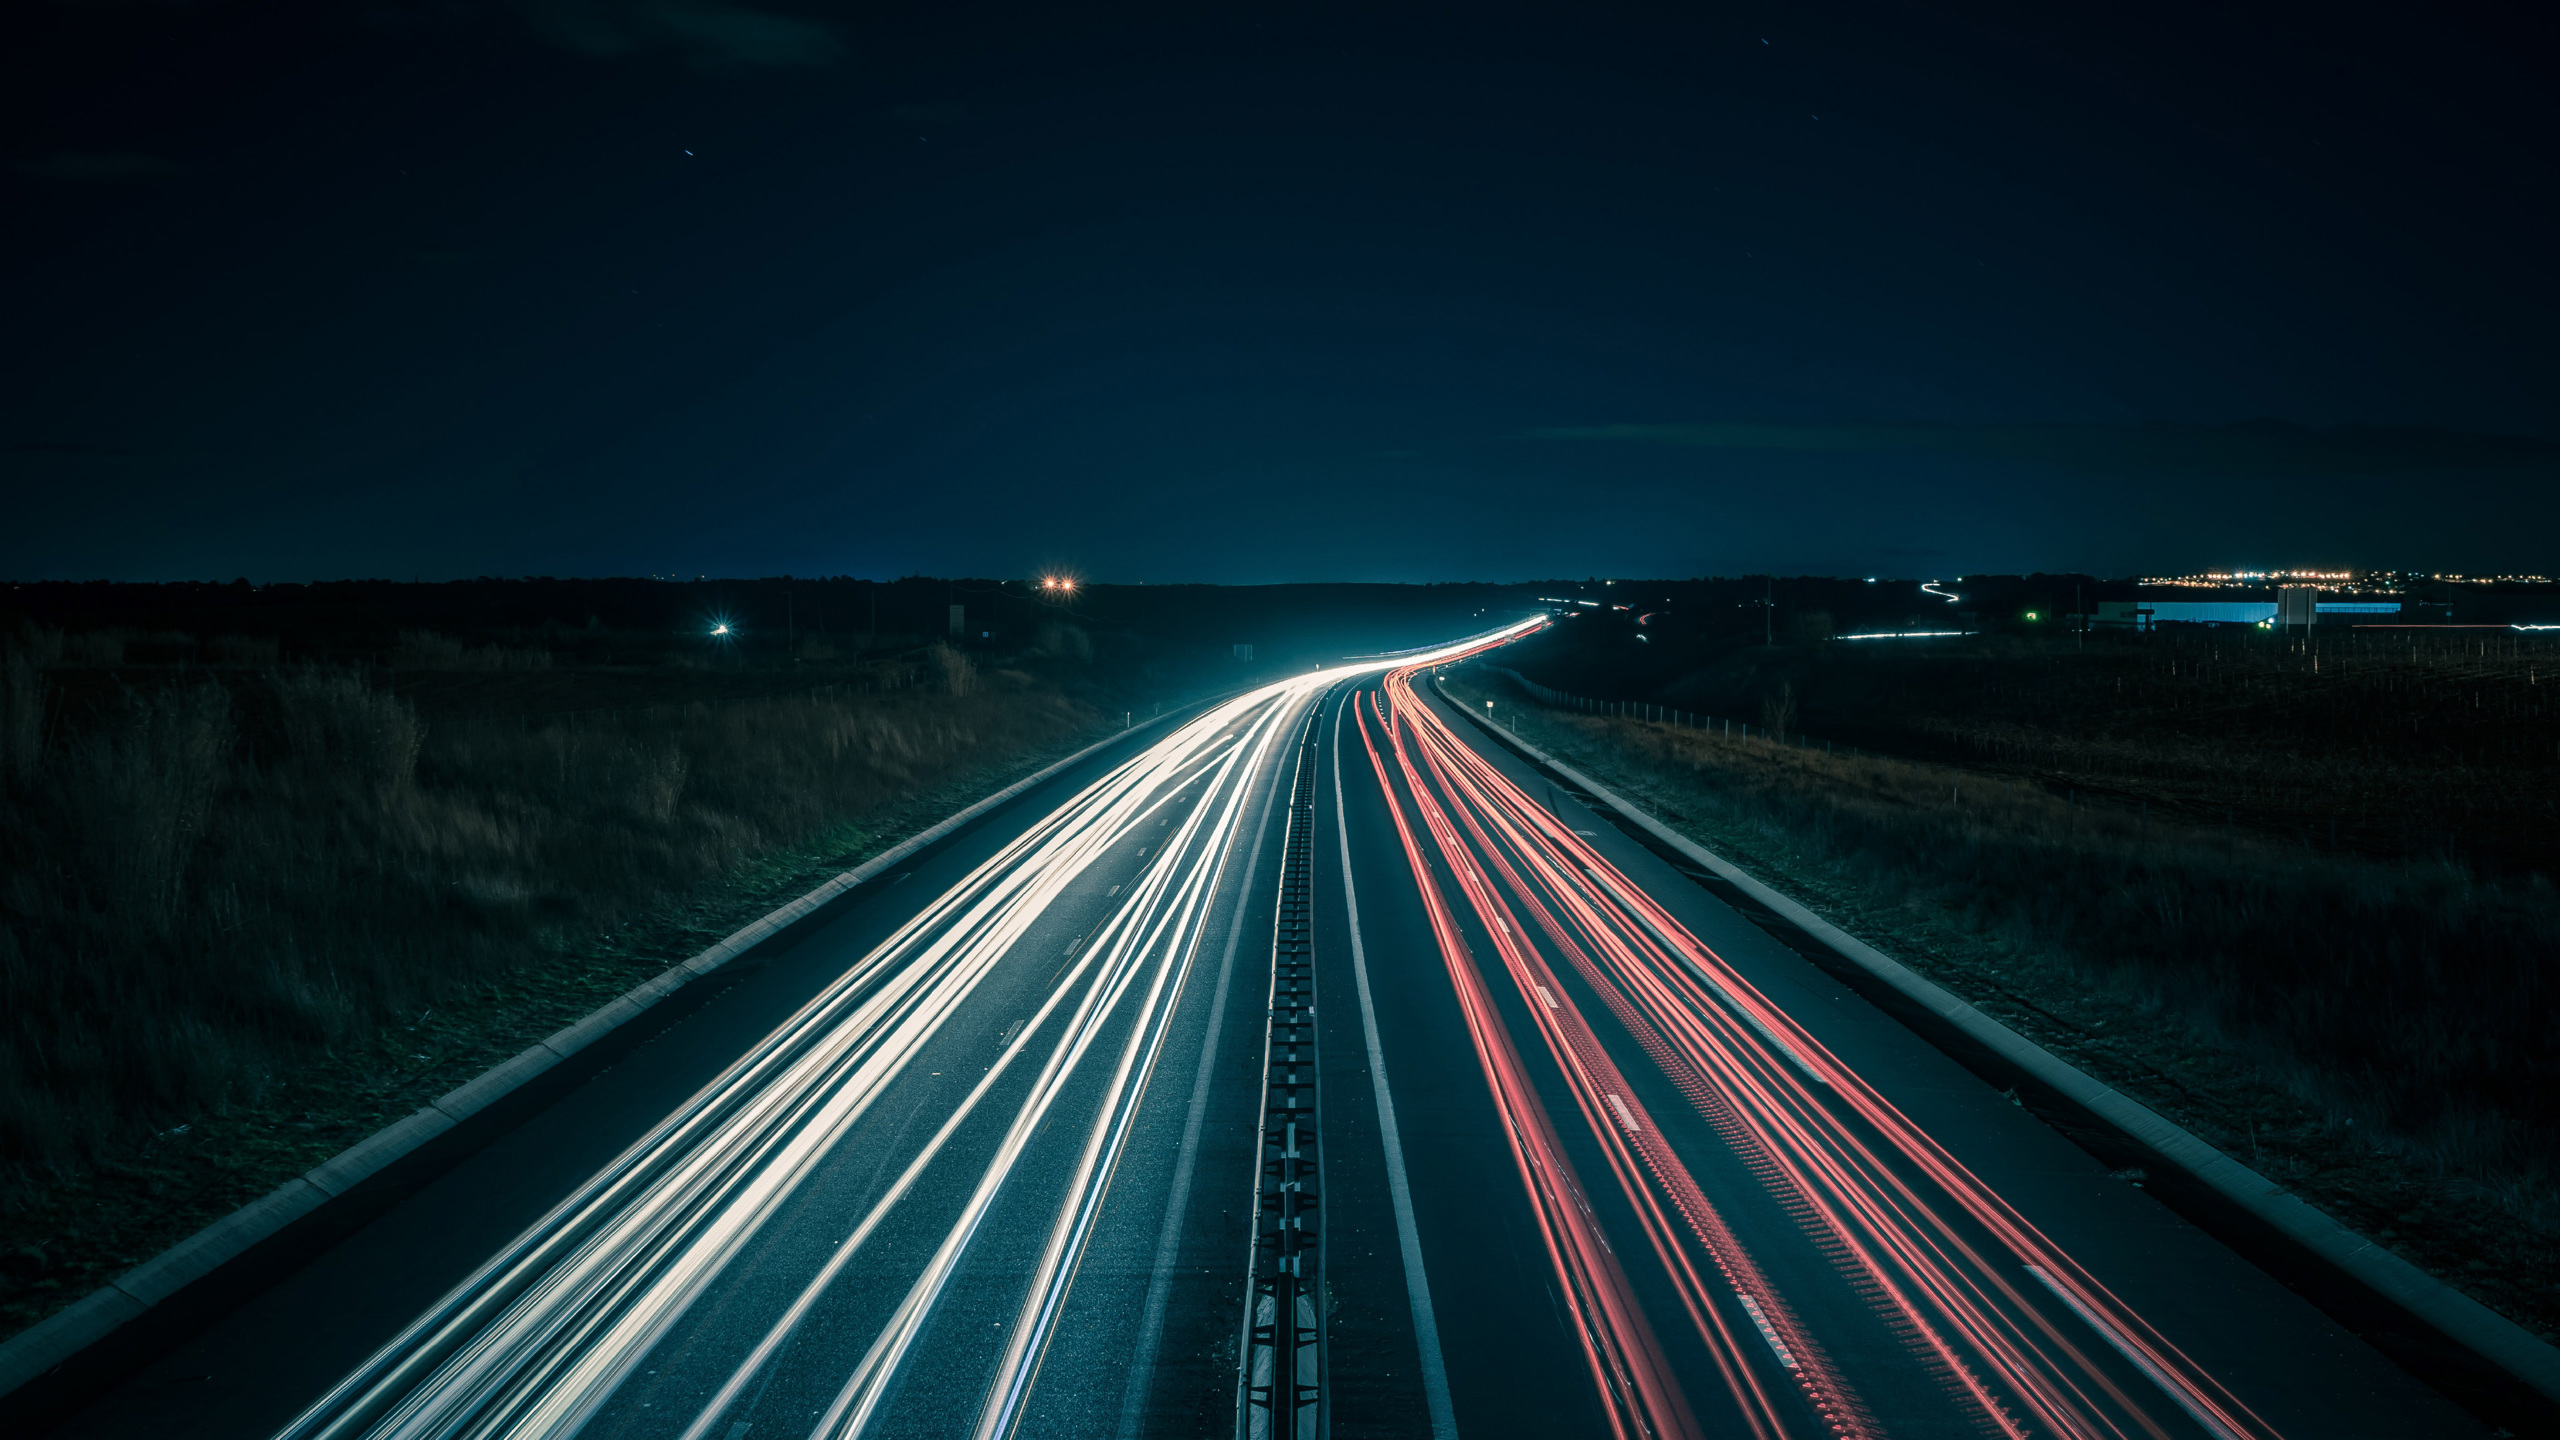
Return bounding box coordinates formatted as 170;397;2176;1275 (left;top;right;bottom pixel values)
2092;595;2403;630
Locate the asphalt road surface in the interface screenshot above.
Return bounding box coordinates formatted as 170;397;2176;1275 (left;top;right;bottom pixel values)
41;627;2487;1440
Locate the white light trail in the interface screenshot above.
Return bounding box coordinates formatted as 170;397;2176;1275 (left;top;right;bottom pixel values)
273;619;1541;1440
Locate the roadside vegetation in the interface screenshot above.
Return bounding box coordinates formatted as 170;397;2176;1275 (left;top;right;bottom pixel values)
0;629;1101;1339
1543;614;2560;878
1448;650;2560;1344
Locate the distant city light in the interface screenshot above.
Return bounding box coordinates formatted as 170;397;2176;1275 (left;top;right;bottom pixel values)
2136;569;2553;593
710;623;730;636
2024;611;2039;621
2144;569;2354;587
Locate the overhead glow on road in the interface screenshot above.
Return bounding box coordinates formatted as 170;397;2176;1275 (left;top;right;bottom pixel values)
261;609;2281;1440
1839;630;1966;640
273;617;1540;1440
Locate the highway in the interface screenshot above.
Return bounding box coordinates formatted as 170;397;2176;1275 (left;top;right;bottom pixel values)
42;625;2486;1439
1319;670;2481;1440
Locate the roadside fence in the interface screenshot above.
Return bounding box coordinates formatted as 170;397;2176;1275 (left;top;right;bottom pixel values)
1468;664;1869;759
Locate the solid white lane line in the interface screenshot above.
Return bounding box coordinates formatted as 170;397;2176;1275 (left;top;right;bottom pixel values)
2022;1267;2247;1440
1113;727;1286;1440
672;926;1116;1440
808;894;1176;1440
976;708;1291;1438
1333;689;1460;1440
290;723;1223;1440
277;625;1542;1440
815;705;1293;1439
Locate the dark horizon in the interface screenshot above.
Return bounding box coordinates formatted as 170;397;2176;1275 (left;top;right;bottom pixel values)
8;2;2558;584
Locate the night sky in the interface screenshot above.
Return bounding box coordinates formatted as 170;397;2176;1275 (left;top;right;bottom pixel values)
7;1;2556;584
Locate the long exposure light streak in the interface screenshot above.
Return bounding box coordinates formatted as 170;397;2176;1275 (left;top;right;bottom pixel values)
272;621;1539;1440
1355;693;1701;1440
1358;663;2286;1440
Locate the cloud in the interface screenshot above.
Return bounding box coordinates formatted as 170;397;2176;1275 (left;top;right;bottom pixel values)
523;0;841;65
1524;420;2560;480
15;151;181;184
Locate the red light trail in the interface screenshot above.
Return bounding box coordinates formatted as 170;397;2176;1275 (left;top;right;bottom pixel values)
1355;662;2282;1440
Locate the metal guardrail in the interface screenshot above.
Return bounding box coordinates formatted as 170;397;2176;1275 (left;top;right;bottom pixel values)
1241;713;1323;1440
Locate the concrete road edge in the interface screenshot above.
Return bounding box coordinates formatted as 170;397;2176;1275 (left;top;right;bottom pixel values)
0;715;1170;1403
1433;675;2560;1411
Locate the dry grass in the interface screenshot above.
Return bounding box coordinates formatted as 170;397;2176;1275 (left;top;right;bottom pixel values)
0;660;1095;1198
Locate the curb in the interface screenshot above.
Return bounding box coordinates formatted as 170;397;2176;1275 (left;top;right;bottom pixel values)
0;716;1167;1404
1435;675;2560;1417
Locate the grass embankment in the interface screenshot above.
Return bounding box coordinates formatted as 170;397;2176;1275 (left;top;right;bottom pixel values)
0;642;1100;1340
1650;627;2560;878
1447;667;2560;1343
